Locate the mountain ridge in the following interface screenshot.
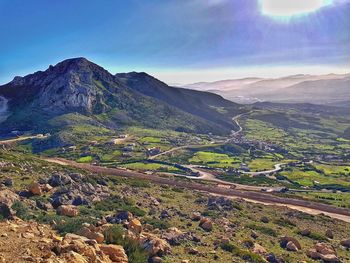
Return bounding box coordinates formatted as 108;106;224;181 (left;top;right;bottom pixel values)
0;58;243;137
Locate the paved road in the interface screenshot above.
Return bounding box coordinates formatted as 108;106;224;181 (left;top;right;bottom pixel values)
44;157;350;222
182;165;276;191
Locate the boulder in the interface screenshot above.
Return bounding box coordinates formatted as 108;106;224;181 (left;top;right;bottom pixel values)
99;244;128;263
49;173;73;187
306;248;321;260
252;243;267;255
191;212;201;221
42;184;53;192
279;236;301;250
28;183;42;195
340;239;350;248
162;228;193;246
77;226;104;244
199;217;213;231
251;230;259;239
36;200;53;211
314;242;336;255
115;211;133;222
160;210;170;219
128;218;142;234
185;247;199;255
139;233;171;256
0;189;19;218
265;253;283;263
286;241;298;252
3;178;13;187
300;229;311;236
207;196;234;211
320;254;340;263
50;181;110;207
57;205;79;217
307;243;339;263
260;216;269;223
325;229;334;239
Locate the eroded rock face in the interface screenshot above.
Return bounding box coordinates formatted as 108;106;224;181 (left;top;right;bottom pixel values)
50;176;110;207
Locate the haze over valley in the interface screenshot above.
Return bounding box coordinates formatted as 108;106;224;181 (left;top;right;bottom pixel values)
182;73;350;105
1;1;350;262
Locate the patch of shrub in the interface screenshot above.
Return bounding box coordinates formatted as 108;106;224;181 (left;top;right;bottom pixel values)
273;218;296;228
144;218;170;230
94;196;146;217
246;223;278;237
11;201;32;220
221;242;235;252
104;225;148;263
129;179;150;188
36;213;97;234
202;210;219;218
171;187;184;193
220;243;265;263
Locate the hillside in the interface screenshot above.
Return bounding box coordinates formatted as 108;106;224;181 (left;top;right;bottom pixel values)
116;72;243;131
182;74;350;104
0;58;243;138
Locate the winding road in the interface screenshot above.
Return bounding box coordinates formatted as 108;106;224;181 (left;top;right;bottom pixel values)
44;157;350;222
2;115;350;222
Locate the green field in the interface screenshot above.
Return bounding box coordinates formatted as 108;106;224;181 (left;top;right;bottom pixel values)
189;151;240;168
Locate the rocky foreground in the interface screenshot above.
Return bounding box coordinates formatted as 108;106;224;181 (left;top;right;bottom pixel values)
1;155;350;262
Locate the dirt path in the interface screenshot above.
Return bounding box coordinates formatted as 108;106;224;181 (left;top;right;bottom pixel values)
0;134;49;145
44;158;350;222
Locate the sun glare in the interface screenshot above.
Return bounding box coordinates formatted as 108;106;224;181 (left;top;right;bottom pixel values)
260;0;333;18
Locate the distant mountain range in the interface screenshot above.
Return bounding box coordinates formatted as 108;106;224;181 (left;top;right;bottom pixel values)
182;74;350;105
0;58;244;136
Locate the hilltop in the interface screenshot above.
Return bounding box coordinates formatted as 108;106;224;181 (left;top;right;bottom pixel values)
0;58;244;138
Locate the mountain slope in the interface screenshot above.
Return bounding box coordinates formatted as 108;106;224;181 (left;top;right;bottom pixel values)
182;74;350;104
116;72;244;131
0;58;242;137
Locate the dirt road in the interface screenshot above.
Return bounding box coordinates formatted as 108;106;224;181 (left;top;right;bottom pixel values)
44;157;350;222
0;134;49;145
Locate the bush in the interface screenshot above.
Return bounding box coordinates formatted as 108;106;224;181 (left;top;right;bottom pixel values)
104;225;148;263
145;218;170;230
36;213;97;234
221;242;235;252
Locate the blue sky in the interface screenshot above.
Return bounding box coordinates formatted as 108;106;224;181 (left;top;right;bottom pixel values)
0;0;349;84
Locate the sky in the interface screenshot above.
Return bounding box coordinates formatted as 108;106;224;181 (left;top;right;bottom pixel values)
0;0;350;84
